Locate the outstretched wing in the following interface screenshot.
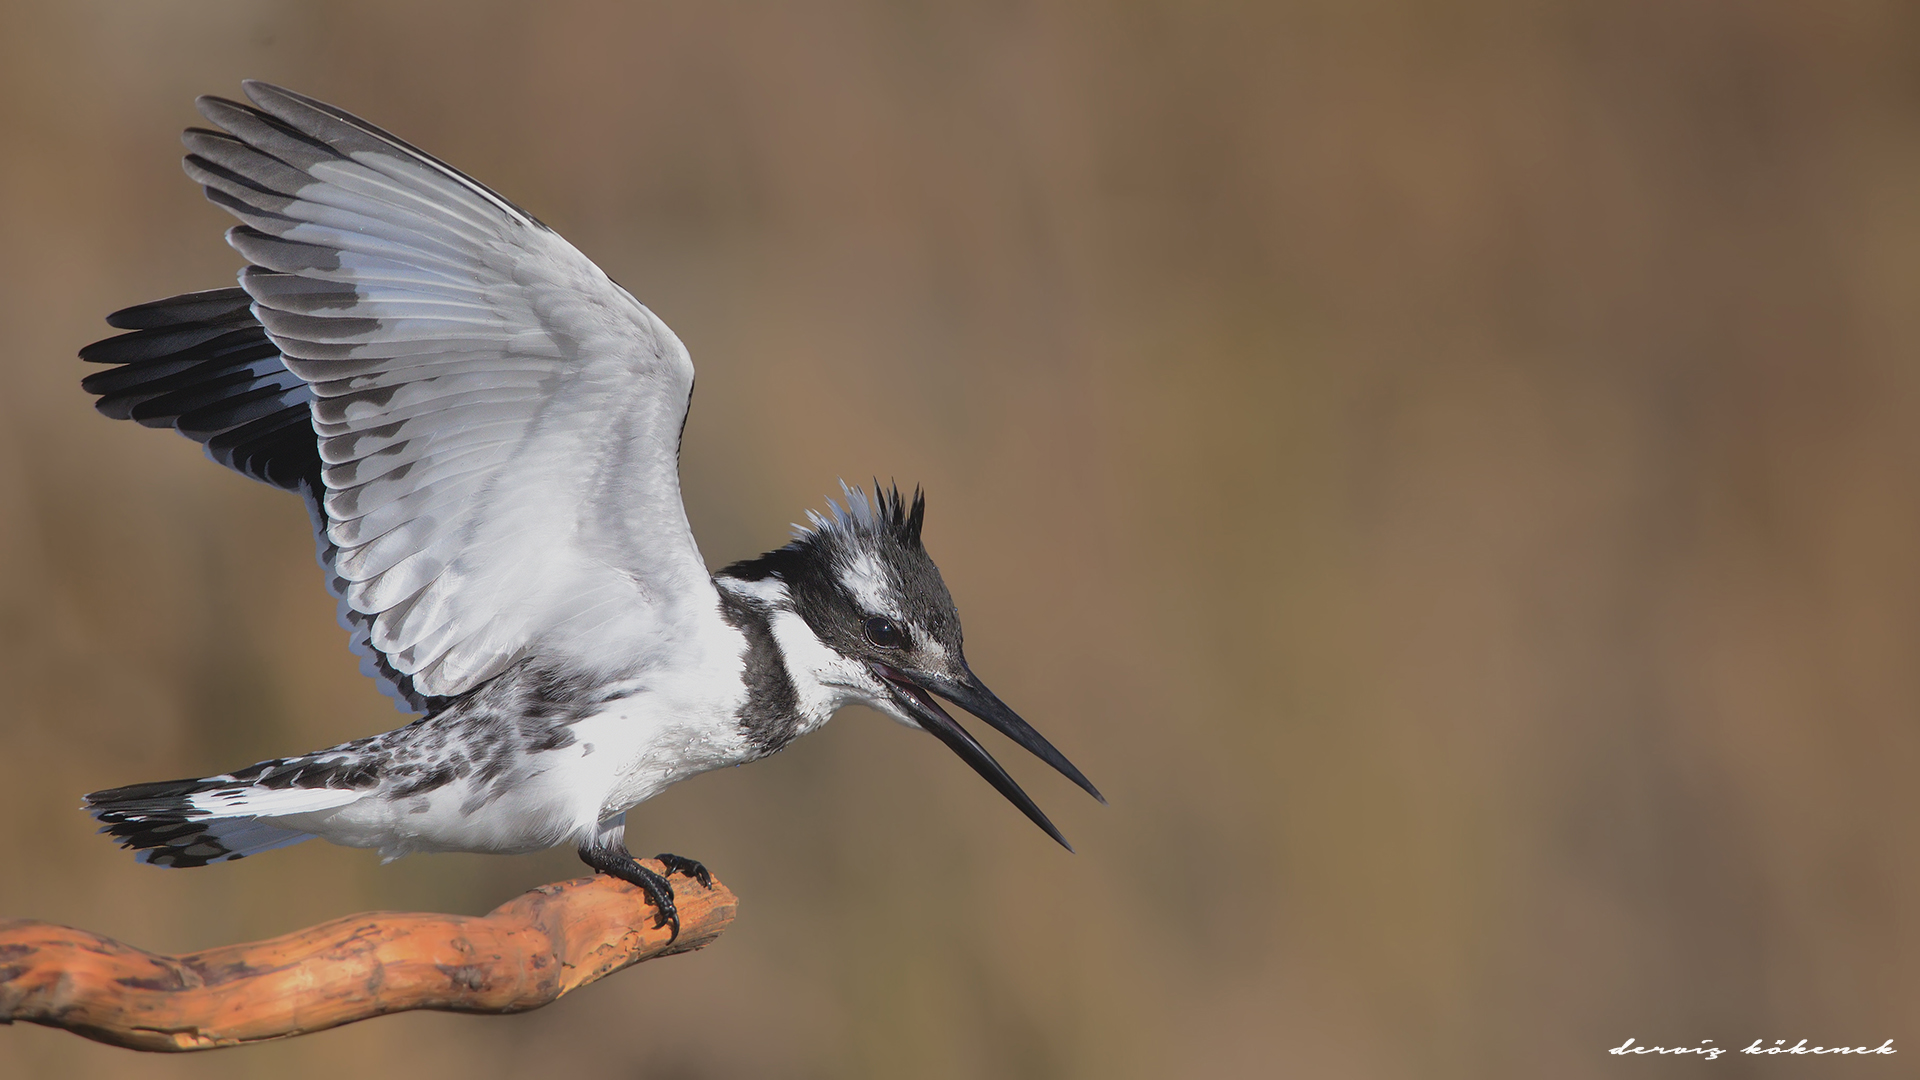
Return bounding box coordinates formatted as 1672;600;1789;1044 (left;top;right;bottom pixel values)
141;81;707;702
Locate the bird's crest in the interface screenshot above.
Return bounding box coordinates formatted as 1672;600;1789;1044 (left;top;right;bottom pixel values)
790;480;925;551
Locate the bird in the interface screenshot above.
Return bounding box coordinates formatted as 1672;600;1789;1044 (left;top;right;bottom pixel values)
76;81;1102;938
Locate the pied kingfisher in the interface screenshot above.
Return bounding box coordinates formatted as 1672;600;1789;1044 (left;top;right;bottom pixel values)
77;82;1101;937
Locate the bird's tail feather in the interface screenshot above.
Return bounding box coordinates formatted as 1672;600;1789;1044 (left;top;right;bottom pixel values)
84;770;364;867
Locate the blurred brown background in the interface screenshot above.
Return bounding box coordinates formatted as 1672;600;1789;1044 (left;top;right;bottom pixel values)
3;2;1918;1077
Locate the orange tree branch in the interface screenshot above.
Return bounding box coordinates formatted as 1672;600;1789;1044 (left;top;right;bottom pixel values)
0;863;735;1052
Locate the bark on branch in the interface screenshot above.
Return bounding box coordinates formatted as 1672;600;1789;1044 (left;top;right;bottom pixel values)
0;863;735;1052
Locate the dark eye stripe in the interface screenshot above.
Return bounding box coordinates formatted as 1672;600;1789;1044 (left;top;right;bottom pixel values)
863;616;904;649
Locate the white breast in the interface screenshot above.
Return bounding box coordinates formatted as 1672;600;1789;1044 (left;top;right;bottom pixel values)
301;602;760;859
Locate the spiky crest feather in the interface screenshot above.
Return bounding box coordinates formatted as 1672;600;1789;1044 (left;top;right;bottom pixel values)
790;480;926;551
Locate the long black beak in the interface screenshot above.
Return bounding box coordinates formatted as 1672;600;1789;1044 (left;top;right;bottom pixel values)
871;661;1103;852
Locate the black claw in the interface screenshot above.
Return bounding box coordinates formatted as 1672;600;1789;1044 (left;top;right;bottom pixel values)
632;866;681;939
579;844;681;941
654;852;713;890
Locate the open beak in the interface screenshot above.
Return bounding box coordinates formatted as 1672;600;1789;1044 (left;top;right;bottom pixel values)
871;661;1104;852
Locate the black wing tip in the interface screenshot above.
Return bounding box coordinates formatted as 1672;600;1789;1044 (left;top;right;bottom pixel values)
242;80;335;119
101;287;252;331
240;78;294;102
193;93;252;123
233;78;551;232
181;126;244;153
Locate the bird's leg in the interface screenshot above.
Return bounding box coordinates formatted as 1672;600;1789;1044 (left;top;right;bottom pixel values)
653;852;713;890
579;826;680;942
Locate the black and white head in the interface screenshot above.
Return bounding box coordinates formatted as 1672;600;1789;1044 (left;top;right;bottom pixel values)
719;483;1103;848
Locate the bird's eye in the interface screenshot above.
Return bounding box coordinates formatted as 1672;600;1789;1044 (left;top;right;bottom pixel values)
863;616;904;649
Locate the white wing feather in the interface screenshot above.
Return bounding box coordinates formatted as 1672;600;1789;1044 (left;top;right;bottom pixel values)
188;82;711;699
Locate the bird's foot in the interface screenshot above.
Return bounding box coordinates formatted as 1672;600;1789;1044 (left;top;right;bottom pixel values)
579;845;681;941
654;852;713;890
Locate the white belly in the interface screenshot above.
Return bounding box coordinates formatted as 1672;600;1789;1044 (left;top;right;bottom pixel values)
300;688;757;860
